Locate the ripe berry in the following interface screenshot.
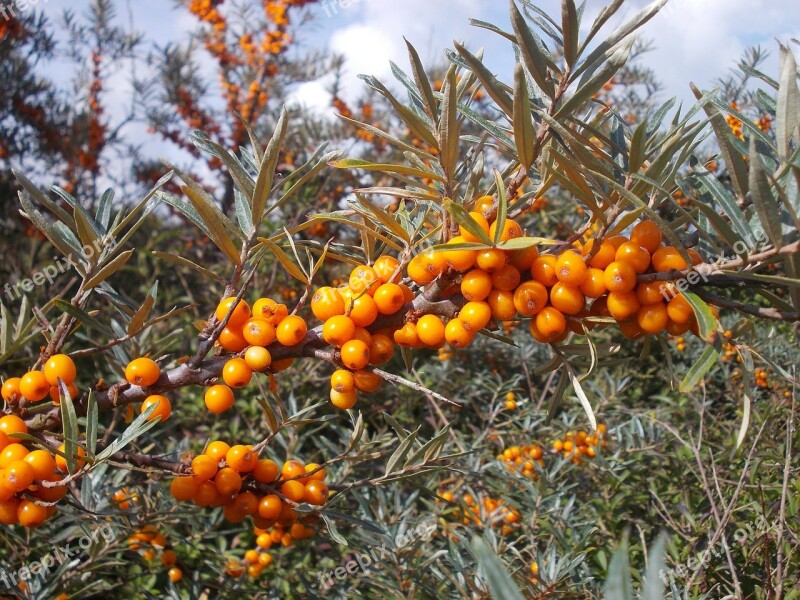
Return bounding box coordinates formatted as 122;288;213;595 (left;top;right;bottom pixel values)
276;315;308;346
244;346;272;372
322;315;356;347
555;251;588;286
215;297;251;328
311;287;346;321
205;441;231;461
141;395;172;422
461;269;492;301
204;384;235;414
304;480;329;505
258;494;283;520
170;476;199;501
43;354;77;386
491;265;521;292
531;255;558;286
125;358;161;387
168;567;183;583
445;319;475;348
416;315;445;347
17;499;48;528
252;298;288;324
222;358;252;388
407;251;444;285
1;378;22;404
373;255;401;283
513;282;548;317
226;445;258;472
191;454;219;481
440;236;478;271
533;307;566;343
607;291;641;321
615;242;650;273
487;289;516;321
667;294;693;324
603;261;637;293
55;443;86;472
476;248;507;272
353;370;382;393
19;371;49;402
194;481;219;507
350;265;380;296
242;318;276;347
347;294;379;327
281;459;305;480
280;480;306;503
489;219;522;242
49;382;78;404
218;326;248;352
584;239;617;269
330;369;355;393
652;246;689;272
340;339;370;370
459;211;490;243
549;283;585;316
459;301;492;331
630;220;662;254
23;450;57;480
373;283;405;315
393;322;420;347
0;443;28;468
214;467;243;495
636;281;667;305
6;460;35;492
580;268;607;298
509;244;539;270
369;334;394;365
253;459;279;483
303;463;326;482
637;302;669;333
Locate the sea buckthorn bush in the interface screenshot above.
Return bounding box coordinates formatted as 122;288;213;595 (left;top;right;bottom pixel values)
0;0;798;598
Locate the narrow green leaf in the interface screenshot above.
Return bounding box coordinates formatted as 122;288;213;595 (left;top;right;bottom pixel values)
151;251;226;283
643;533;667;600
509;0;555;98
776;45;800;161
356;195;411;243
128;282;157;336
59;380;80;475
471;536;526;600
561;0;579;68
13;170;72;225
454;42;514;116
493;169;508;244
749;137;783;247
386;427;420;475
680;345;720;393
258;239;309;285
439;66;460;179
252;108;288;225
405;38;438;123
444;199;493;245
181;184;242;265
603;536;634;600
85;390;98;458
564;362;597;430
94;403;160;462
330;159;444;183
681;291;718;342
84;249;134;289
513;64;536;170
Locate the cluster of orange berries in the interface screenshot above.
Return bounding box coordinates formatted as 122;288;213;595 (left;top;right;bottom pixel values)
122;357;174;422
2;353;79;406
440;490;520;535
128;527;184;583
169;442;329;527
551;425;607;464
0;415;68;528
498;443;545;480
227;517;316;579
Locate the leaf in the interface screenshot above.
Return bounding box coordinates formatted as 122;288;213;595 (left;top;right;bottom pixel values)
181;184;242;265
509;0;555;98
749;137;783;247
679;345;720;393
385;427;420;475
561;0;579;68
444;199;493;245
252;108;288;225
94;403;161;461
258;238;309;284
643;533;668;600
17;189;80;261
151;251;226;283
337;115;435;159
13;170;72;225
54;299;115;338
580;0;624;52
454;42;514;117
356;195;411;243
564;362;597;430
776;45;800;161
493;169;508;244
85;390;99;458
190;131;255;199
604;535;634;600
513;64;536;170
83;249;134;289
405;38;438;123
471;536;526;600
59;380;80;475
128;282;157;336
439;66;460;180
497;236;560;249
330;158;444;183
628;119;649;174
681;292;718;343
735;389;751;450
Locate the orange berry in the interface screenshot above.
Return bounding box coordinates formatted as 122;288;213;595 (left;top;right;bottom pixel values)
303;463;326;482
461;269;492;301
340;339;370;370
509;244;539;270
23;450;56;480
473;194;494;214
204;384;234;414
276;315;308;346
513;281;548;317
534;307;567;343
17;499;48;528
583;239;617;269
608;235;629;249
49;382;78;404
6;460;35;492
55;443;86;472
636;281;667;305
652;247;688;272
218;326;249;352
393;322;419;347
1;378;22;404
489;219;522;242
0;415;27;436
637;302;669;334
214;467;243;496
491;265;521;292
304;480;329;505
125;358;161;387
460;211;491;243
445;319;475;348
353;370;382;393
0;432;8;453
191;454;219;481
407;251;444;285
667;294;694;324
141;394;171;422
607;291;641;321
43;354;77;386
1;443;29;468
215;297;251;328
440;236;478;271
222;358;252;388
555;251;588;286
666;319;691;336
346;294;378;328
330;388;357;409
168;567;183;583
280;480;306;503
244;346;272;372
205;441;231;461
253;458;279;483
487;289;516;321
603;261;637;293
311;287;346;321
373;283;406;315
374;255;401;283
630;220;663;254
531;255;558;286
252;298;288;324
170;476;199;501
0;497;20;525
615;242;650;273
687;248;703;265
619;319;645;340
350;265;380;296
19;371;49;402
226;445;258;473
579;268;607;298
549;283;585;316
352;327;373;346
330;369;356;393
242;318;276;347
416;315;445;347
476;248;507;272
459;301;492;331
369;334;394;365
322;315;356;347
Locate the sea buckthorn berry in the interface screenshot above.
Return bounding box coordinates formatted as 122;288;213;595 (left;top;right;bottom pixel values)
369;334;394;365
555;251;588;286
280;480;306;503
461;269;492;301
244;346;272;372
615;242;650;273
487;289;516;320
583;239;617;269
550;283;585;316
214;467;243;496
340;339;370;370
619;319;645;340
311;287;346;321
19;371;49;402
215;297;251;328
667;294;693;324
322;315;356;347
304;463;326;482
445;319;475;348
218;326;249;352
276;315;308;346
374;255;401;283
607;291;641;321
6;461;35;492
373;283;405;315
459;301;492;331
352;327;372;346
608;235;628;249
666;319;691;336
43;354;77;386
0;432;8;452
534;308;567;343
205;441;231;461
349;265;380;296
141;394;171;422
476;248;507;272
1;378;22;404
23;450;56;481
393;322;419;347
168;568;183;583
125;357;161;387
603;261;637;293
416;315;445;347
282;459;305;480
49;382;78;404
347;294;379;328
531;255;558;286
330;388;357;409
222;358;252;389
489;218;522;242
0;497;20;525
170;476;199;501
330;369;355;393
55;443;86;472
474;194;494;214
652;246;689;272
460;211;491;243
205;384;235;414
636;281;667;305
252;298;288;324
513;281;548;317
687;248;703;265
17;499;48;528
407;251;444;285
191;454;219;482
253;459;279;483
580;268;607;298
258;552;274;566
256;533;273;549
630;220;663;254
304;480;329;505
353;370;382;393
0;415;27;436
242;318;276;347
491;264;521;292
226;445;258;473
509;244;539;270
1;443;29;468
440;236;478;271
637;302;669;334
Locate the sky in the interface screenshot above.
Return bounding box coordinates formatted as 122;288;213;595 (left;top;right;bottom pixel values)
21;0;800;169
